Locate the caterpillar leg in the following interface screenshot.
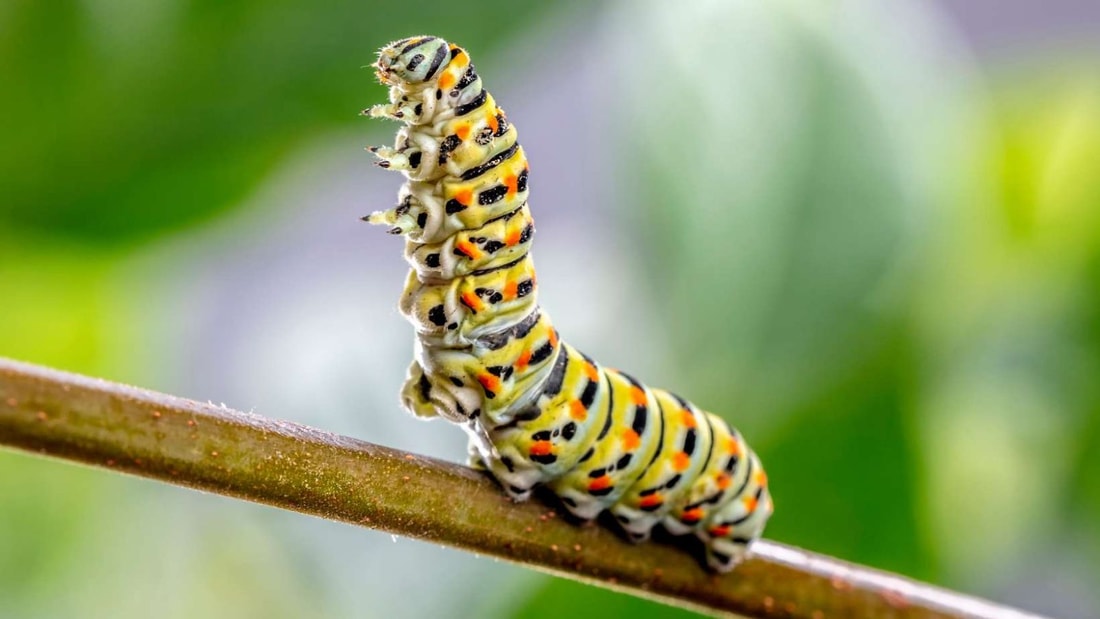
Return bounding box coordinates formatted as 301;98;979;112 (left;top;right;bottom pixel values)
370;130;441;176
368;145;417;171
363;191;420;236
464;430;540;502
399;360;440;419
466;437;488;470
364;102;420;122
401;355;489;424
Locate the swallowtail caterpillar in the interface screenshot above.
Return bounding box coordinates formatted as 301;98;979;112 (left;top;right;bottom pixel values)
363;35;772;571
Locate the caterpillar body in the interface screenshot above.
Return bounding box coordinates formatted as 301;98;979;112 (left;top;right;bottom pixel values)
364;35;772;571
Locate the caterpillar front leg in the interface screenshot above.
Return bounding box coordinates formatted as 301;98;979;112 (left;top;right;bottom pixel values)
364;102;419;122
368;145;417;171
370;130;439;176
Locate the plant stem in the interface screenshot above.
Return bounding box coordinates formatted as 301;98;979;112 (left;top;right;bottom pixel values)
0;357;1046;619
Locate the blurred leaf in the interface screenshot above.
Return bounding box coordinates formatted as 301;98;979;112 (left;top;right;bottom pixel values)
0;455;108;619
764;335;926;578
514;577;697;619
0;0;553;244
613;2;932;431
912;65;1100;596
0;237;121;374
1073;251;1100;523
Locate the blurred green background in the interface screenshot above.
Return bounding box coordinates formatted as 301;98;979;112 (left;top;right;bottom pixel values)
2;1;1099;617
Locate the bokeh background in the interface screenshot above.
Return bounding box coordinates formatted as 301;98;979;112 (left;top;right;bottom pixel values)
2;1;1099;617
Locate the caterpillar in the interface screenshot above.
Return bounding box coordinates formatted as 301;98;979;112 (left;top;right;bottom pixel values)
362;35;772;571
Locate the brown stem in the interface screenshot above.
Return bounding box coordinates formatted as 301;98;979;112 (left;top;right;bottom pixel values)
0;357;1046;619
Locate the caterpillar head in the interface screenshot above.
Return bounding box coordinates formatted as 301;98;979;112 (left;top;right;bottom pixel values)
376;36;450;86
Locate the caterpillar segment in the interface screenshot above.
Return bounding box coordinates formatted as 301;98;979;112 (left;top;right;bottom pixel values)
364;35;772;571
402;311;560;425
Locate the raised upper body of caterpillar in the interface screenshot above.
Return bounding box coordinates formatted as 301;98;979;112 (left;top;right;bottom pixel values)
363;35;772;571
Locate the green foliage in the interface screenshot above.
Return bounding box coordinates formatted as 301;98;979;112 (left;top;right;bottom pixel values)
0;0;548;244
0;460;108;618
516;580;698;619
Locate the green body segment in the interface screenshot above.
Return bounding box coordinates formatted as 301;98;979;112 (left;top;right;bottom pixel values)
365;35;772;570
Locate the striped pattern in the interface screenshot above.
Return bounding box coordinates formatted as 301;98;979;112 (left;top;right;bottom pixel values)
364;36;772;571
